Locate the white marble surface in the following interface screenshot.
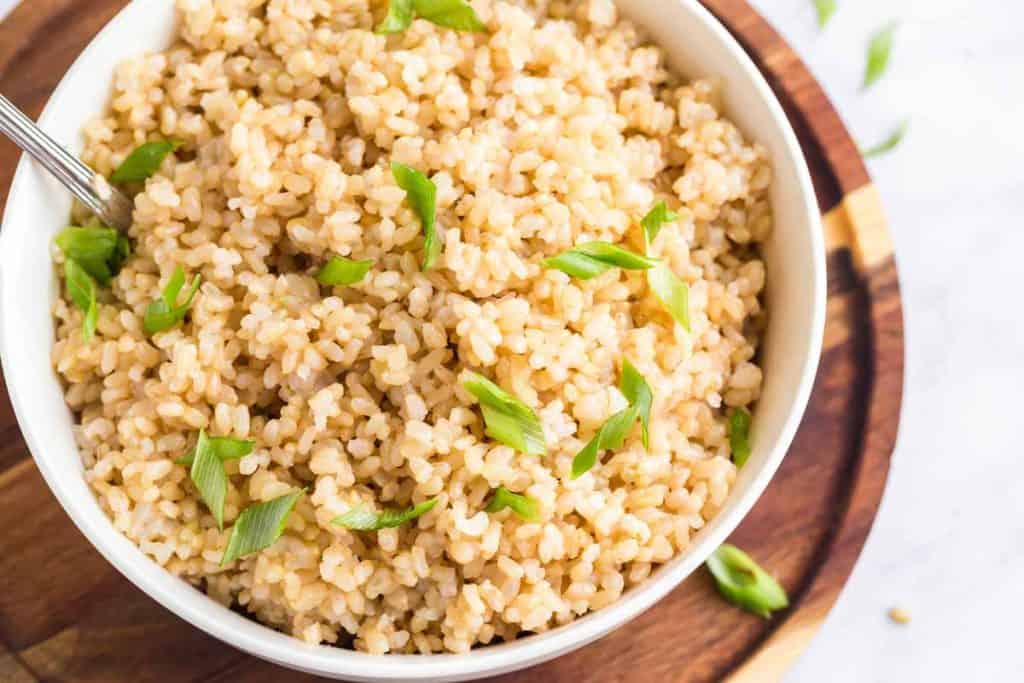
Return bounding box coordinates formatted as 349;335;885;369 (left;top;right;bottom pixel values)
1;0;1019;680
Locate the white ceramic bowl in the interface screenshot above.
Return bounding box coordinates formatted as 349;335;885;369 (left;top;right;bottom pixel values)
0;1;825;680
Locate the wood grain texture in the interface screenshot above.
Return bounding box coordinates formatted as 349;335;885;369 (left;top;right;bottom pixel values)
0;1;904;681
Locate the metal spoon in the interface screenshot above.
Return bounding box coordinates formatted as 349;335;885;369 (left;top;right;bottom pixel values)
0;94;133;232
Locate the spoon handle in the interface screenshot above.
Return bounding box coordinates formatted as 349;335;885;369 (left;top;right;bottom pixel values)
0;94;133;232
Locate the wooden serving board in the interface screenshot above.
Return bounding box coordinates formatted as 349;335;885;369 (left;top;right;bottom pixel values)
0;1;904;681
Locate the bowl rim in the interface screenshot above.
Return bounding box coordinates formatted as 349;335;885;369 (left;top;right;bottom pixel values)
0;0;826;679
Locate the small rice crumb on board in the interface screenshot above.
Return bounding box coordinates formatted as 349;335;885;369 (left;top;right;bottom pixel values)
887;607;911;625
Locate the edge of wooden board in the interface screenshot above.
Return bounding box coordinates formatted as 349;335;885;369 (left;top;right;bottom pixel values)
727;185;904;682
823;185;896;270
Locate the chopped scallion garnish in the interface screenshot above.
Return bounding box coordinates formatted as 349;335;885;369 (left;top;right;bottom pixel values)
571;406;638;479
620;359;653;451
485;486;540;521
392;162;441;270
111;139;182;183
863;21;898;90
571;361;654;478
647;263;690;331
221;489;304;566
55;225;130;286
813;0;837;28
861;120;909;159
143;265;201;335
543;241;659;280
333;498;438;531
316;255;374;286
463;372;547;456
190;429;229;530
706;544;789;618
729;408;753;467
376;0;488;34
640;201;679;246
63;259;98;342
376;0;414;33
176;435;254;466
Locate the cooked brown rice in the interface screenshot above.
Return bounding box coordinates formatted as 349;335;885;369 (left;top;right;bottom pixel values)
52;0;770;654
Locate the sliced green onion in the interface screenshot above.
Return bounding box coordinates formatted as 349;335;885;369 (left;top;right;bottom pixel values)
64;259;98;342
316;255;374;286
55;225;130;286
391;161;441;270
190;429;229;530
111;139;182;183
333;498;438;531
543;241;659;280
221;490;304;566
463;372;546;456
376;0;413;33
377;0;487;33
729;408;753;467
485;486;540;521
861;120;909;159
176;436;254;466
706;544;789;618
647;263;690;331
863;22;898;90
143;265;201;335
813;0;837;28
571;361;654;478
640;201;679;246
412;0;488;32
620;359;653;451
571;405;639;479
111;231;131;275
57;226;120;263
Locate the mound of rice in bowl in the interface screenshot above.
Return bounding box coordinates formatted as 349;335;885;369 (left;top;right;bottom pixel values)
52;0;770;654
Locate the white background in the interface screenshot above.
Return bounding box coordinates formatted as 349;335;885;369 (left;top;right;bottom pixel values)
0;0;1018;680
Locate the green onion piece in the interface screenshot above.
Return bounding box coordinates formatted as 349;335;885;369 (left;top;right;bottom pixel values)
861;120;909;159
221;490;304;566
485;486;540;521
376;0;414;33
176;436;255;466
543;242;659;280
332;498;438;531
208;438;254;460
316;255;374;286
863;22;898;90
706;544;789;618
64;259;98;342
143;265;202;335
111;139;182;183
391;161;440;270
377;0;486;33
55;225;130;286
571;360;655;477
620;359;653;451
112;230;131;266
647;263;690;331
813;0;837;28
640;201;679;246
571;405;639;479
729;408;753;467
412;0;488;32
190;429;229;530
462;372;547;456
